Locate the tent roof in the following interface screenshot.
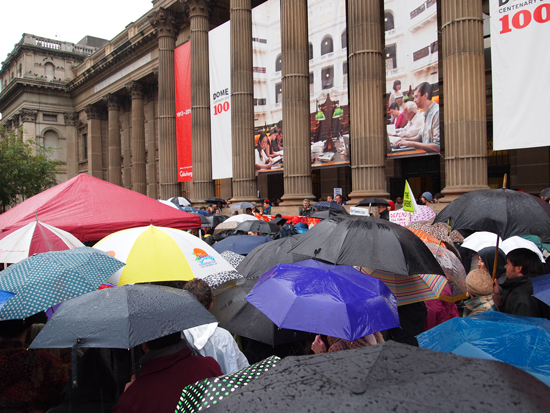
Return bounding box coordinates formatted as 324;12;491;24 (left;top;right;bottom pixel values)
0;174;200;241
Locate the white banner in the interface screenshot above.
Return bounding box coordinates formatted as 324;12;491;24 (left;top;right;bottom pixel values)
491;0;550;150
209;23;232;179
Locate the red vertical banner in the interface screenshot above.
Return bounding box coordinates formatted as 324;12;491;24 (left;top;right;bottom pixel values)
175;43;192;181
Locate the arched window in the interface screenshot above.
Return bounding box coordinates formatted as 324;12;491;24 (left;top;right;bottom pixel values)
43;130;59;160
275;82;283;103
320;36;333;56
321;66;334;90
44;62;55;78
341;30;347;49
309;43;313;60
385;44;397;69
385;11;395;31
275;54;282;72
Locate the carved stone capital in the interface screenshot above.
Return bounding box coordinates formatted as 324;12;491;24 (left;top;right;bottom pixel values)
84;104;101;120
126;81;145;99
63;112;78;126
21;109;38;123
181;0;212;18
103;94;120;110
148;7;183;38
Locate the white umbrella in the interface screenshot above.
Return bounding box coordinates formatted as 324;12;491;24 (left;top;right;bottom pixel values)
169;197;192;207
501;236;546;263
225;214;259;223
158;199;181;209
462;232;545;263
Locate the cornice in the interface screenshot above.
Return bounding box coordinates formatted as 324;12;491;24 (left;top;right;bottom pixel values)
0;79;71;112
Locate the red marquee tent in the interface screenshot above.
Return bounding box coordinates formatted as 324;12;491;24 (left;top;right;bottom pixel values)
0;174;201;241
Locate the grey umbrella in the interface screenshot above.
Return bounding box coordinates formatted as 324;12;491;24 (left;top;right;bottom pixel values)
29;285;217;349
235;220;278;234
230;201;257;209
540;188;550;198
207;341;550;412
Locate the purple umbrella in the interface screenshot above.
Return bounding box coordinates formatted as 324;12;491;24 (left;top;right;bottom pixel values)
245;259;399;341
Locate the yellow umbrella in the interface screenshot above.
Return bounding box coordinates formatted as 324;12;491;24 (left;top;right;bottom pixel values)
94;225;235;285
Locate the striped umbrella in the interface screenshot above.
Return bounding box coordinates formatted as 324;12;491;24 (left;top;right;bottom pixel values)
356;267;447;306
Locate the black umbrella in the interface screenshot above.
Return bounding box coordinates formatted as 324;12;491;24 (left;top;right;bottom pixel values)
207;341;550;412
356;197;390;207
433;188;550;239
205;197;226;204
309;209;347;220
235;220;278;234
312;201;346;212
212;235;273;255
236;235;310;279
289;215;444;276
210;278;311;346
230;201;257;209
540;188;550;198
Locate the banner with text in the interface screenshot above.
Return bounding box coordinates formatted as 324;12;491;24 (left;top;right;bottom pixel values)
175;43;192;182
491;0;550;150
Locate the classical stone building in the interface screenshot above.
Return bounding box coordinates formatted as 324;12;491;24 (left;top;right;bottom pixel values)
0;0;548;210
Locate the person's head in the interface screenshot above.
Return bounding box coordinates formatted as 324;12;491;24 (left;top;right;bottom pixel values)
269;127;278;139
403;102;418;121
232;210;239;216
395;196;403;204
183;278;213;309
388;201;395;211
213;207;221;214
245;207;253;215
327;195;333;202
248;231;259;236
272;217;287;228
414;82;432;110
389;103;400;118
335;194;343;205
302;198;310;209
393;79;401;92
433;193;443;203
256;132;269;152
505;248;544;279
377;204;386;214
263;199;271;208
420;192;433;204
465;269;493;298
477;247;507;279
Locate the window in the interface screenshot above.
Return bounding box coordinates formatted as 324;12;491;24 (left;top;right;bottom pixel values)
321;66;334;90
413;45;429;61
18;63;22;77
44;62;54;78
82;133;88;160
43;114;57;122
385;12;395;31
11;72;14;80
341;30;347;49
385;44;397;69
309;72;314;94
309;43;313;61
43;130;65;161
254;98;267;106
343;61;348;85
321;36;334;56
275;54;282;72
275;83;283;104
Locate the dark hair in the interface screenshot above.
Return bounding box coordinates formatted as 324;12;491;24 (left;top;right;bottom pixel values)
245;207;252;213
507;248;544;276
415;82;432;100
183;278;213;309
434;193;444;200
147;332;182;351
256;132;268;152
389;103;399;111
393;79;401;91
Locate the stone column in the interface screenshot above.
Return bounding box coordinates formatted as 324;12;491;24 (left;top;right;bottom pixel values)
64;112;79;179
20;109;37;144
103;94;122;186
279;0;315;205
84;105;103;179
145;87;158;200
347;0;388;204
121;102;132;189
183;0;215;204
149;8;182;199
230;0;259;203
440;0;488;201
127;81;147;194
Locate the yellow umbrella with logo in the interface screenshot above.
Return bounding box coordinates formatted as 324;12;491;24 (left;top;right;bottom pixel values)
94;225;235;285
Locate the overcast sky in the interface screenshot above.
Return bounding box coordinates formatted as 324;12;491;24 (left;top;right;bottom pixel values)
1;0;154;67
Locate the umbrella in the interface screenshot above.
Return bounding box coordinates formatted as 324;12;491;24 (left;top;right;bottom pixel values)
540;188;550;198
202;270;243;290
289;216;445;277
417;311;550;387
532;273;550;307
234;220;278;235
356;198;389;207
311;201;346;212
0;290;15;310
433;188;550;239
355;267;447;306
205;341;550;412
213;221;240;234
29;285;217;349
408;228;449;248
462;232;546;262
176;356;281;413
230;202;257;210
396;205;436;223
0;220;84;264
309;209;347;220
212;235;273;255
158;199;181;210
169;196;192;207
93;225;234;286
196;210;211;216
182;206;199;213
407;218;464;243
424;242;467;299
245;260;399;341
0;247;124;320
202;215;228;228
205;197;226;205
220;250;245;268
236;235;309;280
224;214;259;223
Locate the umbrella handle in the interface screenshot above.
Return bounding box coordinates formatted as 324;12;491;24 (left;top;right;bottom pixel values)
131;347;136;377
72;338;85;388
492;235;500;280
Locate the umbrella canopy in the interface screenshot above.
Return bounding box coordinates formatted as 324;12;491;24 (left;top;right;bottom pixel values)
158;199;181;210
169;197;192;207
396;205;436;223
433;188;550;239
212;235;273;255
94;225;234;285
236;235;309;280
202;270;243;290
532;273;550;307
205;341;550;412
408;228;448;248
0;174;201;241
202;215;228;228
417;311;550;387
0;220;84;264
235;220;278;235
309;209;347;220
356;198;390;207
0;247;124;320
29;285;217;349
289;216;445;277
540;188;550;198
205;197;226;204
462;232;545;262
213;221;240;234
245;260;399;341
311;201;346;212
220;250;246;268
424;242;467;298
407;218;464;243
224;214;259;223
230;202;257;209
182;206;199;213
0;290;15;310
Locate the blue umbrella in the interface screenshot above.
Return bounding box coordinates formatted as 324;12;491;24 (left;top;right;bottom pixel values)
182;206;198;213
532;272;550;307
312;201;346;212
212;235;273;255
245;259;400;341
0;247;124;320
417;311;550;387
0;290;15;310
197;210;211;216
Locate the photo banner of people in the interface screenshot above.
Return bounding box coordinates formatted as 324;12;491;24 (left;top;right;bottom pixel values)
252;0;350;175
385;0;440;159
